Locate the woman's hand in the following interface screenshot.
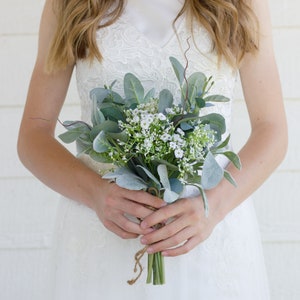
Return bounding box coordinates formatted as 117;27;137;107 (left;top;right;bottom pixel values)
139;195;223;257
93;180;166;239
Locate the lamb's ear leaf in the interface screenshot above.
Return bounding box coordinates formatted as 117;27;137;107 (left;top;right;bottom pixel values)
201;151;224;190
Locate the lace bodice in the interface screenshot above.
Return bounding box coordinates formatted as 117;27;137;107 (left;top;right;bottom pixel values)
76;10;237;137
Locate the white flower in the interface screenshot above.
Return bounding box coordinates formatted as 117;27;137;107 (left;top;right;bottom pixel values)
132;115;140;123
170;142;177;150
157;113;167;121
176;128;185;136
161;133;171;142
174;148;184;158
165;108;174;114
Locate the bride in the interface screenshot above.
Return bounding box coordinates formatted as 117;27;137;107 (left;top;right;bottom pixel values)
18;0;287;299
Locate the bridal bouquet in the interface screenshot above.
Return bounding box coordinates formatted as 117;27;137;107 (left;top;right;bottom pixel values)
59;57;241;285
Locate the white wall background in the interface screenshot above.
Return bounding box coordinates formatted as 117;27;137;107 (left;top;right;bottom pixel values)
0;0;299;299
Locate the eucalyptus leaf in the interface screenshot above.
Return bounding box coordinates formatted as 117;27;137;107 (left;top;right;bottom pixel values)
90;87;110;103
180;122;194;131
200;113;226;139
100;104;126;122
88;150;113;163
106;131;128;142
204;94;230;103
182;72;206;103
221;151;242;170
169;56;185;85
92;106;105;126
93;131;110;153
224;170;237;187
58;131;83;144
158;89;174;113
124;73;144;104
201;151;224;190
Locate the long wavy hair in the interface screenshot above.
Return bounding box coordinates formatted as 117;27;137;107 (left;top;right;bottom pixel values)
46;0;258;72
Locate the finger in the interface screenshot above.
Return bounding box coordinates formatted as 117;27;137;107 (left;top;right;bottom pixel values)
112;211;149;235
125;189;166;209
116;198;159;220
141;215;188;245
161;235;202;257
145;226;195;254
103;219;139;239
141;200;184;229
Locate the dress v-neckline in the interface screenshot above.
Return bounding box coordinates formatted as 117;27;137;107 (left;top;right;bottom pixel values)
120;0;185;50
119;12;185;50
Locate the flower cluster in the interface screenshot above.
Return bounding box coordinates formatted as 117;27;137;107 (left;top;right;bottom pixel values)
107;98;216;184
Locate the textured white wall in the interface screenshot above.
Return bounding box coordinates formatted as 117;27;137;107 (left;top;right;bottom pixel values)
0;0;299;299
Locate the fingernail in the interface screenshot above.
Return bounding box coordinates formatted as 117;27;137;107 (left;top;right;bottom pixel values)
140;237;147;244
141;221;148;229
147;247;154;254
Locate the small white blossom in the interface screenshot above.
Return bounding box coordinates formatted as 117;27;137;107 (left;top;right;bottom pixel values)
157;113;167;121
161;133;171;142
170;142;177;150
176;128;185;136
174;148;184;158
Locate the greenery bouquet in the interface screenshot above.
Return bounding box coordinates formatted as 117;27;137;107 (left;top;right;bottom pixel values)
59;56;241;285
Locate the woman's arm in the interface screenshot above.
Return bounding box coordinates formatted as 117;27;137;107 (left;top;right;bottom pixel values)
18;0;164;239
140;0;288;256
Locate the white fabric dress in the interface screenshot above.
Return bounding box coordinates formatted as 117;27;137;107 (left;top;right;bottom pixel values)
51;1;270;299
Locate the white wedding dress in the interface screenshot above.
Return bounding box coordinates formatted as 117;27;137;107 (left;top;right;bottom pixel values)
51;1;270;299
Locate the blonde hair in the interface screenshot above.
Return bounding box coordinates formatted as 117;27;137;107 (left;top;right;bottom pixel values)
46;0;258;72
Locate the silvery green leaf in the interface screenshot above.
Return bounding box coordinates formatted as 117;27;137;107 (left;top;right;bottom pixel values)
163;188;180;203
224;170;237;187
58;131;83;144
157;164;170;190
76;138;92;155
92;106;105;125
144;88;155;102
221;151;241;170
180;122;193;131
200;113;226;139
169;178;184;194
182;72;206;102
124;73;144;104
152;159;178;171
215;134;230;150
106;131;128;142
88;150;113;163
201;151;224;190
61;120;91;131
103;168;148;190
169;56;185;85
136;165;161;187
189;183;209;216
111;91;124;104
93;131;109;153
204;94;230;103
90;88;110;103
158;89;174;113
100;104;125;122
